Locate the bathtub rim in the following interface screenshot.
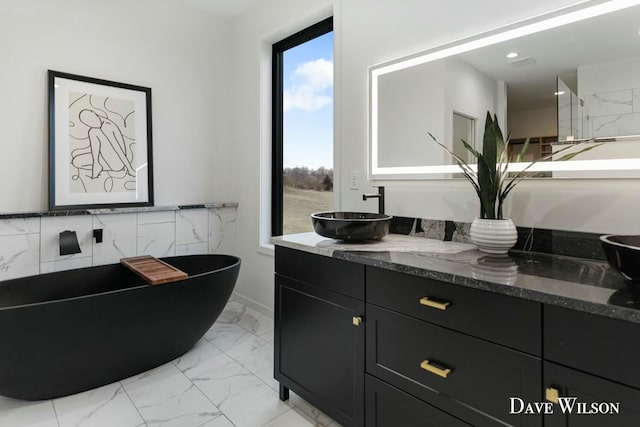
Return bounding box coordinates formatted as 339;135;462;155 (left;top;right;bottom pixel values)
0;254;240;312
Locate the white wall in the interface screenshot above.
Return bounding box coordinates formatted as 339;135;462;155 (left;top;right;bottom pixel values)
0;0;232;212
229;0;333;314
443;57;500;152
378;60;446;168
509;106;557;139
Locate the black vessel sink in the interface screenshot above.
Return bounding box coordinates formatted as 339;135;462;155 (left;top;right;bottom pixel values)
311;212;392;241
601;235;640;283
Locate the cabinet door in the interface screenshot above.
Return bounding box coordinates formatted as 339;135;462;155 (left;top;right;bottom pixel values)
544;362;640;426
545;305;640;390
275;274;365;427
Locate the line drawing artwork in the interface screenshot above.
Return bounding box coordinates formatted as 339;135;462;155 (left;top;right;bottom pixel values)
68;93;136;194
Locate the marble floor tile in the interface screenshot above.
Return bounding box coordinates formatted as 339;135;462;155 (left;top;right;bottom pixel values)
228;305;275;339
221;332;273;374
53;382;144;427
0;397;59;427
219;300;246;322
201;415;235;427
289;392;335;427
262;407;322;427
219;301;275;344
259;329;274;344
255;362;279;392
204;320;252;351
193;358;290;427
122;363;222;427
173;339;233;380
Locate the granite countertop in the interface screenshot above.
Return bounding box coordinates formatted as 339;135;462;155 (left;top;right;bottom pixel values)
0;202;239;219
271;232;640;324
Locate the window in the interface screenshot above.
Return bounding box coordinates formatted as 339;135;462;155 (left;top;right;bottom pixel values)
272;17;333;236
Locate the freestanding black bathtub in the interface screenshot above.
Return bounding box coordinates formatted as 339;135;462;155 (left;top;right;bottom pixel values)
0;254;240;400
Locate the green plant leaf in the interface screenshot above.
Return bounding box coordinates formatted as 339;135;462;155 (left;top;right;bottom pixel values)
515;137;531;163
427;133;481;198
477;155;496;219
459;138;481;160
493;113;506;158
555;143;602;161
482;112;498;182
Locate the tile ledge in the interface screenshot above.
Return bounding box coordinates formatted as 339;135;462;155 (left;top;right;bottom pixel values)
0;202;238;220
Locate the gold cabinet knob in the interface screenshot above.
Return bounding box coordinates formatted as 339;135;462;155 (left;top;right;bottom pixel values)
352;316;363;326
545;387;560;403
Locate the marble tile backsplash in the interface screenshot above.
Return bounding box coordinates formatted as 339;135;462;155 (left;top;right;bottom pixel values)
0;206;237;282
390;217;472;244
390;216;605;260
584;87;640;137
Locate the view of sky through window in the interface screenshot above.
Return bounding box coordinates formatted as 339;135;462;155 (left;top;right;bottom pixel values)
283;31;333;170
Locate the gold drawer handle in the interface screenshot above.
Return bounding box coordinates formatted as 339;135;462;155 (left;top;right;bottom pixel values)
545;387;559;404
419;297;450;311
352;316;363;326
420;360;452;379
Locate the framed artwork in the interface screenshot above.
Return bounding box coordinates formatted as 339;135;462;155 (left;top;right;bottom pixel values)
48;70;154;210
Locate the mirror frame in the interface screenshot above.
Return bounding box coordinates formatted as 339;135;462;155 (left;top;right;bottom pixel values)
369;0;640;179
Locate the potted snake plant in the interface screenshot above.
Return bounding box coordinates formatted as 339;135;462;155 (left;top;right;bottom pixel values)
430;111;598;254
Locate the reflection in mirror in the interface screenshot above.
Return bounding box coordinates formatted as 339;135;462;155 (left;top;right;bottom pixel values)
370;0;640;179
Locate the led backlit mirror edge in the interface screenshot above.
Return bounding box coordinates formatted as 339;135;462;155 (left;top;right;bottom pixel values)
368;0;640;179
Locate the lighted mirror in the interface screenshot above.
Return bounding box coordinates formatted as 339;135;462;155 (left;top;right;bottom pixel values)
369;0;640;179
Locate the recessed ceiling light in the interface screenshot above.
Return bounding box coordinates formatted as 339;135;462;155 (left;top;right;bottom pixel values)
554;91;566;96
506;52;519;59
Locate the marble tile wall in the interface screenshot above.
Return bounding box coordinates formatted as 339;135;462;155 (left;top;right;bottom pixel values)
0;218;40;280
0;207;237;282
584;88;640;137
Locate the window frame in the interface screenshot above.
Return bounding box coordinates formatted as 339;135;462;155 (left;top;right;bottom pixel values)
271;17;333;237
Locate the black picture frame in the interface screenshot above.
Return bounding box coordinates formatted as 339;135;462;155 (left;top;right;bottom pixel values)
48;70;154;210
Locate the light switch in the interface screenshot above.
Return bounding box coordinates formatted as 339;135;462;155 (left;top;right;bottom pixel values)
349;170;360;190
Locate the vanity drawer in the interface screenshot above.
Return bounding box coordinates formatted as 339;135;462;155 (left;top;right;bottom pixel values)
365;374;471;427
366;266;541;355
366;304;542;427
544;305;640;390
275;246;364;300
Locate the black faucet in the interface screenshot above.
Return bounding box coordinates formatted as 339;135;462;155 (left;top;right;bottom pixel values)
362;186;385;215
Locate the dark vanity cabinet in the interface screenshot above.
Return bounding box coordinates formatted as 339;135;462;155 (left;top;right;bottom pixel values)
543;306;640;426
274;247;365;427
274;247;640;426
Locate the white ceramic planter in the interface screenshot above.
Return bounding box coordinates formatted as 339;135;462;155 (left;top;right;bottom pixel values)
470;218;517;254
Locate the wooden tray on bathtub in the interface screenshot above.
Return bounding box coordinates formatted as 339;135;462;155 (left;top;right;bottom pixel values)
121;256;188;285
